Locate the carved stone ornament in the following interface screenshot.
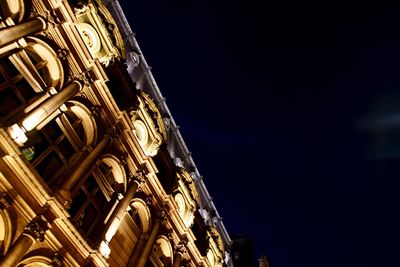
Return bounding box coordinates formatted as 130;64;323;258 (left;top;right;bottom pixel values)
207;226;225;254
131;92;167;157
177;168;200;207
26;222;46;242
74;0;125;67
0;192;12;210
157;209;167;223
176;241;187;255
132;169;145;184
51;252;63;267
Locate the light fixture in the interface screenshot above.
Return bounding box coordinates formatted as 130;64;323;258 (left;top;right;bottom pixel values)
8;124;27;146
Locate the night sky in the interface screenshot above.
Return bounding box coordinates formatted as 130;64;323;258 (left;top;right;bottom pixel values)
120;1;400;266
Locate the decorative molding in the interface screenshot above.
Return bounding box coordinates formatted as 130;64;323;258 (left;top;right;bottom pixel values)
90;104;102;117
51;252;63;267
57;48;69;61
0;192;12;210
25;221;46;242
72;70;95;88
73;1;125;67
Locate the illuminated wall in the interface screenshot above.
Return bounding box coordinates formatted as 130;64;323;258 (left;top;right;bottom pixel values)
0;0;232;266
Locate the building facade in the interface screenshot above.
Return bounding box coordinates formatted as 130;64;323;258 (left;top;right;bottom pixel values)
0;0;232;266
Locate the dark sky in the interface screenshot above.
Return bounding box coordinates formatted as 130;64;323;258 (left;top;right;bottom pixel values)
120;1;400;266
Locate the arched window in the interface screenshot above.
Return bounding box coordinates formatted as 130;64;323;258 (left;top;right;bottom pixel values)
24;117;76;180
69;172;109;236
0;0;27;23
0;37;64;121
129;199;151;234
0;57;37;119
69;156;126;242
108;198;151;266
153;236;173;266
94;155;126;199
21;101;95;183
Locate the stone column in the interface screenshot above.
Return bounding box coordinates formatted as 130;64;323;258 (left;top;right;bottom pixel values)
20;81;82;131
101;172;145;242
8;81;82;146
0;17;46;48
0;221;45;267
9;49;48;92
135;211;165;267
57;133;113;207
126;233;148;267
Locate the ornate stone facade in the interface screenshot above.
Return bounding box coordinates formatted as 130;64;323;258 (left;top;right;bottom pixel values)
0;0;232;266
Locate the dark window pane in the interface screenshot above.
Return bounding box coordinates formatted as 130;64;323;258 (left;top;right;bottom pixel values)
84;175;97;193
63;111;85;143
99;162;111;174
1;58;19;77
65;111;79;123
70;189;87;217
74;123;84;140
65;111;85;135
129;208;142;230
16;79;35;101
0;72;6;84
80;203;98;232
36;151;63;180
42;120;63;142
107;173;115;189
94;190;107;209
58;138;75;160
0;87;21;116
99;163;115;188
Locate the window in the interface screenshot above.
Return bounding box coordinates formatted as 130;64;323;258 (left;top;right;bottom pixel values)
70;174;109;236
69;160;119;242
0;37;64;121
128;206;142;231
22;110;84;183
0;57;42;120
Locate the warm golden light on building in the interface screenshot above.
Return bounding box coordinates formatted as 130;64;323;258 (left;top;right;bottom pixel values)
0;0;232;266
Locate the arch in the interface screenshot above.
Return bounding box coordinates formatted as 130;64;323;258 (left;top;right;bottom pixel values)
154;235;174;265
100;154;127;192
130;198;151;233
24;37;65;90
0;209;12;256
0;0;26;23
18;255;52;267
65;100;97;146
